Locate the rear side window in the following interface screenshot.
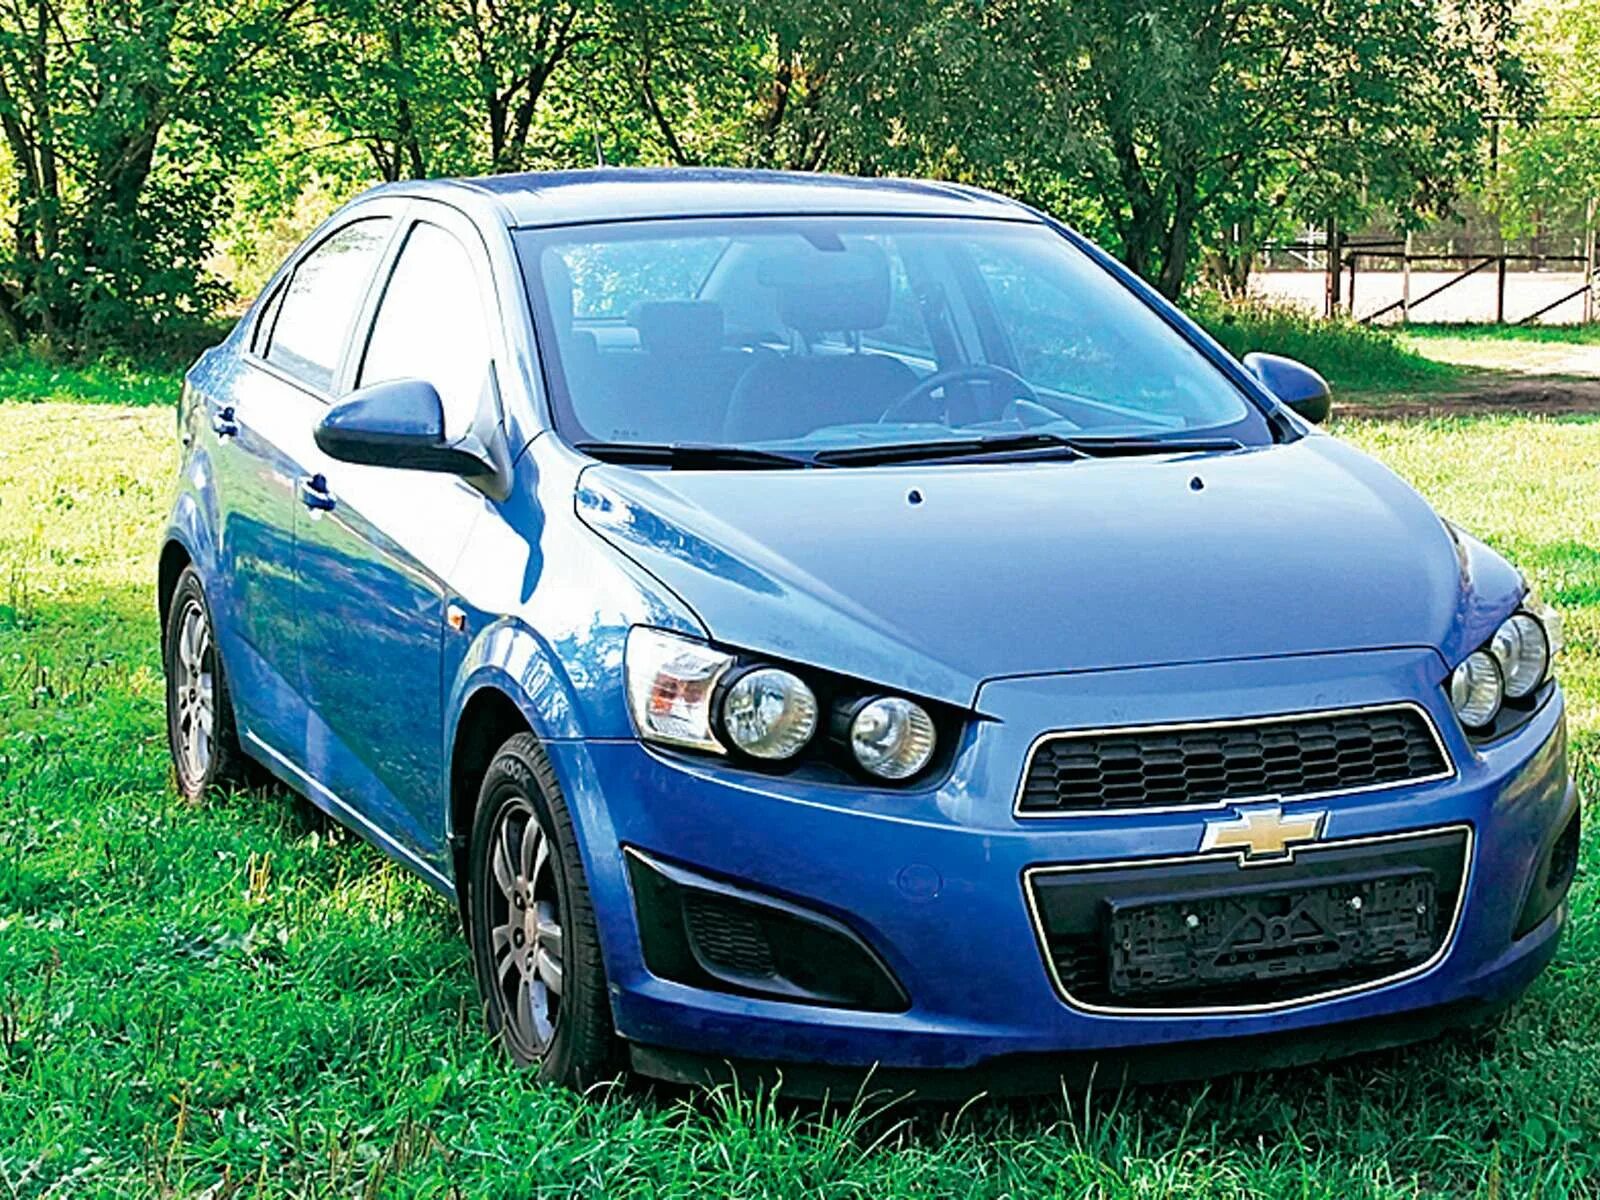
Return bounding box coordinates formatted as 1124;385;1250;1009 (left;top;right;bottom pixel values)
265;217;393;392
358;222;492;440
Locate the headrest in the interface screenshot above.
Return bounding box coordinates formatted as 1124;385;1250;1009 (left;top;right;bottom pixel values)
758;242;892;333
543;252;576;332
629;300;725;356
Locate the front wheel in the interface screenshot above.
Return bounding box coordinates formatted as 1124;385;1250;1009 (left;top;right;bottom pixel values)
467;733;618;1088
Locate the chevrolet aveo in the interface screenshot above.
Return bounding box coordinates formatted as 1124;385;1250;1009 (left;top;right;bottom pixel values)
161;168;1577;1093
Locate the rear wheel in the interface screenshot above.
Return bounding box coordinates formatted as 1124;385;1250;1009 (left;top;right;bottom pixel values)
467;733;618;1088
163;567;250;800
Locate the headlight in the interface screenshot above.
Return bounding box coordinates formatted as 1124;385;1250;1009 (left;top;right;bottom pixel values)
1490;612;1549;699
1449;650;1503;730
849;696;936;780
721;667;818;759
625;627;732;752
1526;597;1564;662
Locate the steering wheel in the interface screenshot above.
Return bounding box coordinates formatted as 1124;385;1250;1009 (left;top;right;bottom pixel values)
879;362;1043;425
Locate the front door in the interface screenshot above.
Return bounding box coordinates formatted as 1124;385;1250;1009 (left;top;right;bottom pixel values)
216;214;396;758
293;212;495;880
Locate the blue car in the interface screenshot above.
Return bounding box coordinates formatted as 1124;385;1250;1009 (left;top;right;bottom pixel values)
161;168;1576;1093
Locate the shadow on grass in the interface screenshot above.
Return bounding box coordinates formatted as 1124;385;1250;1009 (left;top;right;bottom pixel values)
0;355;183;407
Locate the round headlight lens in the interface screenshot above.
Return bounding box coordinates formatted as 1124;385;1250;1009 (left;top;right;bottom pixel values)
1449;650;1503;730
849;697;936;780
1489;612;1549;699
720;668;817;759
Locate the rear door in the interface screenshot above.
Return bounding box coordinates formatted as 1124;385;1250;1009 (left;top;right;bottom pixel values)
292;205;499;879
215;211;397;758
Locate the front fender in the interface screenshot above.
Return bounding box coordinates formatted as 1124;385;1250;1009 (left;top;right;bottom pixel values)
1440;523;1528;667
440;622;632;940
448;617;595;747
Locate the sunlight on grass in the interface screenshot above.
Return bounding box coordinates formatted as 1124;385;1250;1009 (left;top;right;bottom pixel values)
1;401;1596;1195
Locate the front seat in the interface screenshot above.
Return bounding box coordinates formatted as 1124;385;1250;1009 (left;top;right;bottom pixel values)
722;242;917;442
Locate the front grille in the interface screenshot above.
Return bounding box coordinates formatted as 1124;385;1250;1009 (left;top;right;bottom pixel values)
1028;826;1470;1012
1018;706;1449;815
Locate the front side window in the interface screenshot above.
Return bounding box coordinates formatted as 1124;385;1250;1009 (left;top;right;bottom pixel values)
358;222;492;440
515;216;1265;454
265;217;393;392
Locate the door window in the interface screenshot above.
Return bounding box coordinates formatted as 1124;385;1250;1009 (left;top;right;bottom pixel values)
358;222;493;440
265;217;393;392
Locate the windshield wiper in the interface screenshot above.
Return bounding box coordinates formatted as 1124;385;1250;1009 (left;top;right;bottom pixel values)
1061;435;1244;457
574;441;823;470
812;431;1244;467
813;432;1088;467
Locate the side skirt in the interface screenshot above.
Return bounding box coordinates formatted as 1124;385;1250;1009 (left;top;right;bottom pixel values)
241;730;457;898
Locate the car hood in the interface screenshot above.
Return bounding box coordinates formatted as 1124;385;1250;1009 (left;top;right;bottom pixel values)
575;436;1512;708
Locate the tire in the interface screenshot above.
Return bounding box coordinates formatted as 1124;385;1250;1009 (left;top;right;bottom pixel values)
467;733;618;1088
163;567;252;800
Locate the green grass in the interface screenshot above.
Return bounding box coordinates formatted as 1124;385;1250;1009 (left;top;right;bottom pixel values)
1195;298;1463;396
0;356;184;407
1402;323;1600;347
2;399;1599;1195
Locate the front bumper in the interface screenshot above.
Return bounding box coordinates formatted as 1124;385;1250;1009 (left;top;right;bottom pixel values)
549;648;1574;1075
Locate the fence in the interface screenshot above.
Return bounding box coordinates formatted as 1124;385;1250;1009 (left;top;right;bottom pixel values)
1259;230;1598;326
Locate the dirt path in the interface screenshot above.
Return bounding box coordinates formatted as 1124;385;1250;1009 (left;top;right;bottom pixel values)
1342;375;1600;419
1342;335;1600;419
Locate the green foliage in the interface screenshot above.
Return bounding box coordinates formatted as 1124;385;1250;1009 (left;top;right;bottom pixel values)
0;0;1544;356
1496;0;1600;240
944;0;1534;298
0;0;292;357
1195;298;1460;394
2;398;1598;1195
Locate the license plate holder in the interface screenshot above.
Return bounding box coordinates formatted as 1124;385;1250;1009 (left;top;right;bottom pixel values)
1106;869;1438;998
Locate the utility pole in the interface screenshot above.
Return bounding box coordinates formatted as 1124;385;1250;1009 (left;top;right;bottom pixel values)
1324;221;1341;318
1401;231;1413;323
1586;196;1597;325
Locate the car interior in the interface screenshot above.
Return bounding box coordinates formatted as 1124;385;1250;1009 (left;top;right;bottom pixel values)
529;223;1257;450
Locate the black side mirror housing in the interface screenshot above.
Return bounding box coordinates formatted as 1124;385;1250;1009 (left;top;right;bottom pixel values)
1241;352;1332;425
315;378;496;478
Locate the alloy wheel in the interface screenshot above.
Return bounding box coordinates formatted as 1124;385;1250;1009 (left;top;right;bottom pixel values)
486;795;565;1057
172;597;216;787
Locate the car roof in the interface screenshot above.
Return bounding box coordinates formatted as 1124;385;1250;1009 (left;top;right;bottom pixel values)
373;167;1038;230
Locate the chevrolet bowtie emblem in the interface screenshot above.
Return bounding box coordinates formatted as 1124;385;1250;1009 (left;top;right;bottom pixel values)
1200;801;1327;865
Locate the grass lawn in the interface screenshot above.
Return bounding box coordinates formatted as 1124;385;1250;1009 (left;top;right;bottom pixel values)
2;398;1598;1196
1402;324;1600;348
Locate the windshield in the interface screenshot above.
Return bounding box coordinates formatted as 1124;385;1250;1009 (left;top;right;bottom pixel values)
515;216;1270;457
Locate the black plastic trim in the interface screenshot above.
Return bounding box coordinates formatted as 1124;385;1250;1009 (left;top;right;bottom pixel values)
1515;795;1580;939
624;847;909;1012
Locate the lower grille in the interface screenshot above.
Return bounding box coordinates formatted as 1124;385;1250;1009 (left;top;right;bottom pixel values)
683;892;779;980
1027;826;1470;1012
1018;705;1450;815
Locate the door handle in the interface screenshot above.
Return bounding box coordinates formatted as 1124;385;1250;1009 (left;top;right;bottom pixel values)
299;473;336;512
212;406;239;439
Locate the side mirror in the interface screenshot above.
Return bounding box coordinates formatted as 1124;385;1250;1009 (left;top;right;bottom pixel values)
314;378;494;476
1241;352;1331;425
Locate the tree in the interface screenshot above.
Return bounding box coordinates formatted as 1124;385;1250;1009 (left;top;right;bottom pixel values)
0;0;299;353
1495;0;1600;246
963;0;1533;297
